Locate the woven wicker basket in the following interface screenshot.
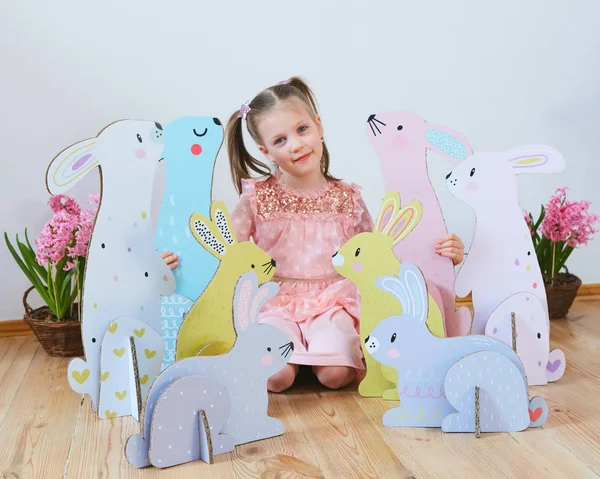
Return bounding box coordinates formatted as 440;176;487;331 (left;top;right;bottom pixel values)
545;272;582;319
22;287;84;357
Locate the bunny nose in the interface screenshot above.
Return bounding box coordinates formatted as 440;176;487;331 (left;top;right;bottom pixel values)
364;335;380;354
332;252;345;267
367;114;376;122
151;124;164;144
270;259;276;267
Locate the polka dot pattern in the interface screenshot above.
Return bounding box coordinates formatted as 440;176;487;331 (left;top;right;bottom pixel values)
425;129;469;160
215;209;234;245
194;220;225;255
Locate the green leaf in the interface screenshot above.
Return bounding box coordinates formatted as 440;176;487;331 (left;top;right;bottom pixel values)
4;232;54;309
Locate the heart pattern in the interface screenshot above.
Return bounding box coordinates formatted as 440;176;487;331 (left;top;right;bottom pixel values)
107;323;118;334
145;349;156;359
546;359;561;373
140;374;149;385
114;347;126;358
105;410;117;419
115;390;128;400
72;369;90;384
134;328;146;338
101;372;110;382
529;407;543;422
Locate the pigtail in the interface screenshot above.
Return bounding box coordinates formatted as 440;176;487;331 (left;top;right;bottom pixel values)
226;110;270;195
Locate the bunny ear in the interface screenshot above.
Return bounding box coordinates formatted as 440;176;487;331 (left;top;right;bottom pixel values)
211;201;237;245
374;191;400;234
506;145;566;175
233;272;259;333
249;282;279;325
388;200;422;246
189;213;227;258
46;138;99;194
401;263;429;324
376;263;428;323
425;125;472;165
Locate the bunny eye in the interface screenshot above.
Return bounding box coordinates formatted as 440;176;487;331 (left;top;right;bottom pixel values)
251;264;255;269
144;272;149;278
137;134;143;143
537;333;541;339
355;248;361;257
397;125;403;131
92;338;97;343
391;333;397;343
267;347;272;352
193;128;208;137
469;167;476;177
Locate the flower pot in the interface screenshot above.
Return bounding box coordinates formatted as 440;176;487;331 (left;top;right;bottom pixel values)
22;287;84;357
544;272;582;319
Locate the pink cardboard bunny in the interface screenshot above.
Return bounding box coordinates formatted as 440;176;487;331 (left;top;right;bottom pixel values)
367;112;472;337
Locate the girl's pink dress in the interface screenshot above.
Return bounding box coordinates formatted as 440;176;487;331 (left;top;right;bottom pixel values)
231;173;373;369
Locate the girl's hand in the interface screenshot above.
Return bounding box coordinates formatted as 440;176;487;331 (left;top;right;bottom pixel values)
160;251;179;270
434;234;464;265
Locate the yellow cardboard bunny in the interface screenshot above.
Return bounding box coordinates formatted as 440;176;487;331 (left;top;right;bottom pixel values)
332;192;445;399
175;201;276;360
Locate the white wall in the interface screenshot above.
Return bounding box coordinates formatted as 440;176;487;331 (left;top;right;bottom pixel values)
1;0;599;320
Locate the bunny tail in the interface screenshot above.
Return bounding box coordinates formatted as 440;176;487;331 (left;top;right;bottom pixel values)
527;396;548;428
125;434;151;468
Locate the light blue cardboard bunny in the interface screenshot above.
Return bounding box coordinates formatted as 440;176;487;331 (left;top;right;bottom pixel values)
156;117;223;368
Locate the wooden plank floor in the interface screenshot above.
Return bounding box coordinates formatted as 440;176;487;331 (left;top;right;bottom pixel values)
1;298;599;478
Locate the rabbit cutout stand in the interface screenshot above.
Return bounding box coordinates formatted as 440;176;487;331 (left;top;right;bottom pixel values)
333;191;445;400
125;272;294;469
446;145;566;385
156;117;224;369
175;201;276;360
46;120;176;417
367;111;472;337
365;263;548;432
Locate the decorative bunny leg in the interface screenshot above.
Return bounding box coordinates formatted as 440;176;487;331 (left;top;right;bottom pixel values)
148;376;235;468
546;349;566;382
382;392;451;427
98;318;163;420
68;357;98;411
442;351;547;432
160;294;193;370
359;354;395;398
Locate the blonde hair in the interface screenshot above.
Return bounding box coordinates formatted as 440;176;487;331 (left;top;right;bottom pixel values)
226;76;336;195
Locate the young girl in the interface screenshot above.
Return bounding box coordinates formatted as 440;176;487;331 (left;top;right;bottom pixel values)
163;77;464;393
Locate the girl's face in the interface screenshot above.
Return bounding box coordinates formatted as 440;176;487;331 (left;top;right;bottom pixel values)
256;99;324;181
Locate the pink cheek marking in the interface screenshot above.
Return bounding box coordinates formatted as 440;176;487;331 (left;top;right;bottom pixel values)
135;149;146;159
163;275;169;281
388;348;400;359
467;181;478;191
352;262;363;272
261;354;273;367
191;144;202;155
391;133;409;149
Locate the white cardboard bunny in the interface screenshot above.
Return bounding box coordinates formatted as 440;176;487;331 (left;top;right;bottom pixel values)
446;145;566;384
125;271;293;469
46;120;176;415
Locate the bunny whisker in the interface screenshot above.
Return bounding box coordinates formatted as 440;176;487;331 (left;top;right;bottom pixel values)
368;117;386;136
279;342;294;358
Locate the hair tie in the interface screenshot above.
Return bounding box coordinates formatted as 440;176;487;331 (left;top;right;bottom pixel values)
238;102;251;120
275;79;292;86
